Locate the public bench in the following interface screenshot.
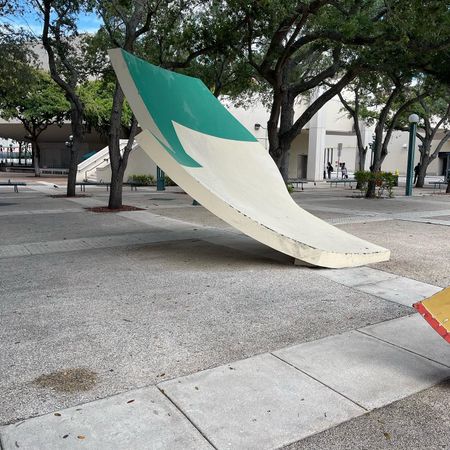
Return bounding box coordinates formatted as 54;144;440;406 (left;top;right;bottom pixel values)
287;179;308;191
40;168;69;175
0;180;27;193
76;181;151;192
326;178;357;188
428;180;447;192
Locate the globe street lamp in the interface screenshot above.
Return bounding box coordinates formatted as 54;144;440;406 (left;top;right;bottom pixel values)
65;135;74;149
405;113;419;196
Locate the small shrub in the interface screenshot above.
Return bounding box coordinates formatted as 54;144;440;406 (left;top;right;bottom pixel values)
354;170;395;198
286;183;294;194
164;175;177;186
128;174;155;185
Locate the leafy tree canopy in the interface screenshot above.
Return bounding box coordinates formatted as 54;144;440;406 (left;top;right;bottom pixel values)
78;79;132;134
0;67;69;136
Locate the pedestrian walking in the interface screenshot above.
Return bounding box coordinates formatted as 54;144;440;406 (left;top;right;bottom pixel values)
327;162;333;179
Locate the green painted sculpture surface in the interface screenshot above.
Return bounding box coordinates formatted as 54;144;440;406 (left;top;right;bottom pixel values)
122;50;256;168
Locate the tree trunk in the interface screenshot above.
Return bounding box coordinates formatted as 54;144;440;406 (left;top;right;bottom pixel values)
267;87;282;175
32;140;41;176
354;120;367;190
278;143;290;181
366;127;383;198
415;152;429;188
109;163;126;209
108;81;126;209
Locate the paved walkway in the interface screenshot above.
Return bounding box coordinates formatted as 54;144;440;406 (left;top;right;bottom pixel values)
1;183;449;449
1;292;449;449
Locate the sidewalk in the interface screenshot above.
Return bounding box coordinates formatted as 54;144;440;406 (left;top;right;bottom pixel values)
0;185;449;449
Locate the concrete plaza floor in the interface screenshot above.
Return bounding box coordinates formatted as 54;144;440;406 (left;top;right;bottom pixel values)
0;177;449;449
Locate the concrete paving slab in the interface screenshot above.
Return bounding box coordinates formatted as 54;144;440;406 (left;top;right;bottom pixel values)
287;380;450;450
338;219;450;287
66;197;105;207
274;331;450;410
0;239;411;425
118;210;199;230
0;231;202;259
0;244;31;258
0;209;84;217
0;387;211;450
356;277;442;306
159;353;364;449
315;267;397;287
360;314;450;368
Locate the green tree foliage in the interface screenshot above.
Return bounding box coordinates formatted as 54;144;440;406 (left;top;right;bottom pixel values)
220;0;396;180
0;1;36;97
87;0;252;209
394;81;450;187
33;0;92;196
0;68;69;175
78;79;132;135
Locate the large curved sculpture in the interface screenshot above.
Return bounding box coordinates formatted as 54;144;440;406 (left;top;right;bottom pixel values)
109;49;390;268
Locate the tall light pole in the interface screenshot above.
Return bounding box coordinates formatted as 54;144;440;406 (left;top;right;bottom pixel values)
156;166;165;191
405;113;419;196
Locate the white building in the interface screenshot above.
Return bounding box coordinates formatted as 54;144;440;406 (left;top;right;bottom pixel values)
228;95;450;181
1;59;449;180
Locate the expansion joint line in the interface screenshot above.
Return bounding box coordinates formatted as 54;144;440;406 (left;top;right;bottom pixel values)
156;386;218;449
270;353;368;412
355;329;450;369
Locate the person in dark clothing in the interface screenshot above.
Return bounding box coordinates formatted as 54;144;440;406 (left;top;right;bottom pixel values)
414;162;421;184
327;162;333;179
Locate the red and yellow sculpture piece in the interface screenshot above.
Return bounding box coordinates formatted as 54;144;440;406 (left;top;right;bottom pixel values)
414;286;450;344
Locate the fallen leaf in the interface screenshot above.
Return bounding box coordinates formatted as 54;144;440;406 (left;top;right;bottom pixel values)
194;386;199;390
77;435;86;440
384;432;391;441
62;435;69;439
54;413;61;417
127;399;135;404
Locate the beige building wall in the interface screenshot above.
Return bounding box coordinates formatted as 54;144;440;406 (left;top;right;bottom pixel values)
212;95;450;179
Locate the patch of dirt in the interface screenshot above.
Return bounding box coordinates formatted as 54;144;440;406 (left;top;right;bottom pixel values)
34;368;97;393
86;205;144;213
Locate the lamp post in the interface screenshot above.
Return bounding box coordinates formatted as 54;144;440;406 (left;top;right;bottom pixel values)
65;135;74;149
405;114;419;196
254;123;268;150
156;166;165;191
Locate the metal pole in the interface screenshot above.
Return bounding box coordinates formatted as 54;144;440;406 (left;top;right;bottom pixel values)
156;166;165;191
405;122;417;196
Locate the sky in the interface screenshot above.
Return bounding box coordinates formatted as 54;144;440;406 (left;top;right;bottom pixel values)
3;2;102;37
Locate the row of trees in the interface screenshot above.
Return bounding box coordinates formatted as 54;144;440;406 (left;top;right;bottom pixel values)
1;0;450;202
